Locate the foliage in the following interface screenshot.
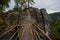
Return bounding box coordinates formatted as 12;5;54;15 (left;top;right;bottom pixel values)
51;18;60;40
0;18;4;25
0;0;10;11
14;0;35;11
49;12;60;27
49;12;60;20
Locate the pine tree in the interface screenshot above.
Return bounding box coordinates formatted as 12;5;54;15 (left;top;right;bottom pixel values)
0;0;10;11
15;0;35;10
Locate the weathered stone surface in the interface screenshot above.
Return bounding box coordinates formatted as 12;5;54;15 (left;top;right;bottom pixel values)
5;8;50;35
1;8;50;40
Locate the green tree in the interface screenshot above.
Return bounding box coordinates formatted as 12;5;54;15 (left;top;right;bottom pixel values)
15;0;35;10
25;0;35;8
51;18;60;40
15;0;26;11
0;0;10;12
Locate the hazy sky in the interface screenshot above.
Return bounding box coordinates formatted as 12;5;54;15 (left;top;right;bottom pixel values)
6;0;60;14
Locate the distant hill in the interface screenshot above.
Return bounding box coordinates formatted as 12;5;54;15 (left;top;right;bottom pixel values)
49;12;60;20
49;12;60;40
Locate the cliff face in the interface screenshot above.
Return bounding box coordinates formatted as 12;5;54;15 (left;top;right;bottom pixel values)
0;8;50;40
0;8;49;31
29;8;50;35
4;8;50;34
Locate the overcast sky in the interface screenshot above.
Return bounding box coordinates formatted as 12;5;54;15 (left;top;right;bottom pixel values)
6;0;60;14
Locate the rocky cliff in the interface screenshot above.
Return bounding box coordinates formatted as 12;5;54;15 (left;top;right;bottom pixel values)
0;7;50;40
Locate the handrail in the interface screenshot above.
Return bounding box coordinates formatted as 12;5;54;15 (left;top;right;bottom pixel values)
16;26;23;40
30;26;34;40
33;29;41;40
9;26;20;40
33;32;38;40
15;35;18;40
32;25;40;40
0;25;17;37
19;27;25;40
33;22;52;40
31;25;38;40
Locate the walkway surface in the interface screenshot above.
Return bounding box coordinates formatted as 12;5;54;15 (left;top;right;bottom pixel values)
20;13;34;40
22;22;33;40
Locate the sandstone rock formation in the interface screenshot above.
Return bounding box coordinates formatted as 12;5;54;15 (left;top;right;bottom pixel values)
2;7;50;40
